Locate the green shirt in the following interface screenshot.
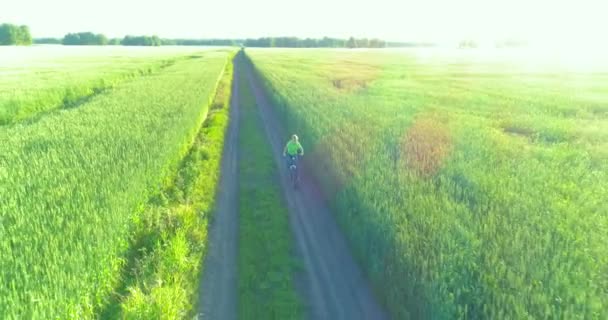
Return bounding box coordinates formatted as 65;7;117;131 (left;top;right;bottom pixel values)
285;140;303;156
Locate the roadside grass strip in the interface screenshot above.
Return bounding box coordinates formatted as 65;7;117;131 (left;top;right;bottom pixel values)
102;52;236;319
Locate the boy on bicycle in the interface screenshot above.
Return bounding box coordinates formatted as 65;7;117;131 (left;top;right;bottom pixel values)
283;134;304;170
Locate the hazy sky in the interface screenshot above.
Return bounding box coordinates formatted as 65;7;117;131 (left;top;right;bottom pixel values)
2;0;606;45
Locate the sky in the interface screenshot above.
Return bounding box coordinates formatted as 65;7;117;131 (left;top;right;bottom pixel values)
2;0;607;46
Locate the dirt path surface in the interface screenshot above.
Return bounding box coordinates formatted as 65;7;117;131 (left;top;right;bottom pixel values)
244;63;389;320
198;65;240;320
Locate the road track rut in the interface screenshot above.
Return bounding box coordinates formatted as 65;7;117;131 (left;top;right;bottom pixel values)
198;60;240;320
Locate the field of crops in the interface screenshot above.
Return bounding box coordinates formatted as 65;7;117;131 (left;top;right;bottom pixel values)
0;47;231;318
247;48;608;319
0;46;212;125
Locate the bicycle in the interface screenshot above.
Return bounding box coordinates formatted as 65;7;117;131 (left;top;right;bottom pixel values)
286;154;300;189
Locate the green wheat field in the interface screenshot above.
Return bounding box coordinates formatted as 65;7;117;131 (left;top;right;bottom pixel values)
247;48;608;319
1;45;606;319
0;47;233;318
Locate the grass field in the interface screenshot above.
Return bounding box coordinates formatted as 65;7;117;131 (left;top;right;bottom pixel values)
0;47;232;318
235;55;302;320
247;48;608;319
0;46;211;125
110;51;236;319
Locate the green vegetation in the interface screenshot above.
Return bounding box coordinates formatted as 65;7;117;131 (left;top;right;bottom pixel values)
62;32;108;45
33;37;62;44
243;36;386;48
246;49;608;319
122;35;162;46
0;49;230;319
161;38;240;46
51;35;166;47
107;51;236;319
236;54;302;319
58;33;161;46
0;48;199;125
0;23;32;45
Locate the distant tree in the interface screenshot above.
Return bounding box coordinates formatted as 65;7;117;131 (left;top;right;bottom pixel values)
334;38;347;47
96;33;108;45
108;38;121;45
301;38;317;48
346;37;357;48
0;23;32;45
261;37;272;47
165;38;239;46
121;35;162;46
62;32;108;45
369;38;386;48
241;36;390;48
355;38;369;48
34;37;62;44
318;36;331;47
18;25;32;45
62;33;79;45
0;24;16;45
244;37;272;47
269;37;302;47
161;38;177;45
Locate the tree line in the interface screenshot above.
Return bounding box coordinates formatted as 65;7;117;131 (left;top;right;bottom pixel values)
63;32;108;45
243;37;388;48
121;35;162;46
60;33;162;46
0;23;32;45
165;38;241;46
38;37;241;47
34;35;401;48
3;22;435;48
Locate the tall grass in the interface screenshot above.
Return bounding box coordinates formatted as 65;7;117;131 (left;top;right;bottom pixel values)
0;49;204;124
0;50;230;319
246;49;608;319
113;51;236;319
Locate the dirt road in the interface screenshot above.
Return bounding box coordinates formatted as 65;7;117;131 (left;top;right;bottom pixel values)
198;58;388;320
244;62;389;320
198;64;240;320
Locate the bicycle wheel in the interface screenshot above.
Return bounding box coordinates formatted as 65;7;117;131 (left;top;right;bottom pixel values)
290;167;297;188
